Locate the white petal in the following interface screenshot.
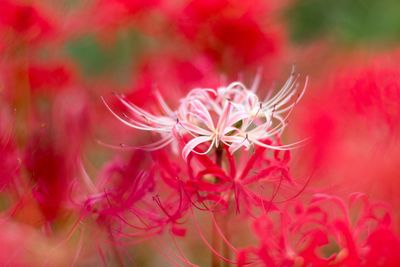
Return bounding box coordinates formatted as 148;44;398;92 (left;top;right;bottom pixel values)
182;136;212;159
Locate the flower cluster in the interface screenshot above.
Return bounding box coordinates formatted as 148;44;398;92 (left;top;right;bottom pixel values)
104;70;307;160
238;193;400;266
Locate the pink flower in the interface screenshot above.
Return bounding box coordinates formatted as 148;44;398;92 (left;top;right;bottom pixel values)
74;150;189;244
80;152;160;231
104;71;307;160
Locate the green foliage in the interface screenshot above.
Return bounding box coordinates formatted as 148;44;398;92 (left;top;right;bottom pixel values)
65;30;152;83
286;0;400;45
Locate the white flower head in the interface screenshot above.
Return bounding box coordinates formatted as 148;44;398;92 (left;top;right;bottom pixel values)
103;70;308;160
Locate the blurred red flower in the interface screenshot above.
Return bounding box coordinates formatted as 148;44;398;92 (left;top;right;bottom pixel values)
175;0;285;69
28;63;72;93
292;52;400;221
0;0;55;43
238;193;400;267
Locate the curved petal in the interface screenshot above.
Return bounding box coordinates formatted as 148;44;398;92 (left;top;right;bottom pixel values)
182;136;212;160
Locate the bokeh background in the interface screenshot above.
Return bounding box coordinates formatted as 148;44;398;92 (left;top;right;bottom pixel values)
1;0;400;266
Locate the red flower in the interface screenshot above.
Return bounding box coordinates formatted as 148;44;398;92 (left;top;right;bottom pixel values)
23;131;71;222
28;63;72;93
338;58;400;130
238;193;400;266
82;152;159;228
0;0;55;43
292;52;400;207
21;89;90;222
175;0;285;68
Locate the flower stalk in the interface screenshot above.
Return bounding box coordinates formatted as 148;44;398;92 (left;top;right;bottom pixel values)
212;146;224;267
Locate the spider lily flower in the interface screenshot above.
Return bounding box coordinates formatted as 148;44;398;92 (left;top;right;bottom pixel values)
216;72;308;154
179;98;249;159
104;72;307;160
102;92;179;151
238;193;400;267
75;151;169;238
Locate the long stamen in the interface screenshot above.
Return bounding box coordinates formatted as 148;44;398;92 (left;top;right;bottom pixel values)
103;70;307;158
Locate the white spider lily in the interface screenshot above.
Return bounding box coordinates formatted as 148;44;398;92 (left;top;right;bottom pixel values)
179;100;249;159
101;93;179;150
227;72;309;153
104;71;308;160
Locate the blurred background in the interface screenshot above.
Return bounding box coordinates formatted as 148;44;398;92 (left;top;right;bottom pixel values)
1;0;400;266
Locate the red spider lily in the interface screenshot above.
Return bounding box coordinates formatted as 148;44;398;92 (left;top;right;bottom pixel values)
1;1;399;265
237;193;400;267
46;151;168;266
337;57;400;131
152;132;299;216
148;132;314;267
70;149;192;254
0;0;55;44
101;70;308;266
292;53;400;210
193;141;308;217
80;152;159;230
174;0;285;68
